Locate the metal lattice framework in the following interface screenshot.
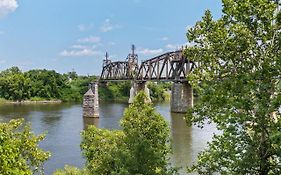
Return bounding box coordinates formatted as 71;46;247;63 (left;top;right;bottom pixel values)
136;50;195;82
100;61;136;81
99;49;195;82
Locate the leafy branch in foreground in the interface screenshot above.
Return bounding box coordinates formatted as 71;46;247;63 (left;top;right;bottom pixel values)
0;119;50;175
185;0;281;174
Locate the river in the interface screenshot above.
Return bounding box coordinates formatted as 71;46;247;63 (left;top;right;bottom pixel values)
0;102;217;175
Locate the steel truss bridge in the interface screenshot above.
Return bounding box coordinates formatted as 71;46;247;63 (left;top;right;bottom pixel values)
100;45;195;82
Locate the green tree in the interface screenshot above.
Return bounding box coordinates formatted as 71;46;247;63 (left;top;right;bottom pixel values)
0;66;21;76
53;165;89;175
81;127;127;175
25;69;68;99
81;92;177;175
99;82;131;102
120;92;173;175
147;82;172;101
0;69;31;101
61;75;97;102
7;73;31;101
185;0;281;174
67;70;78;80
0;119;50;175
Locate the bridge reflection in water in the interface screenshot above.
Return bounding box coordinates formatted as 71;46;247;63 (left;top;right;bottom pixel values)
170;113;192;170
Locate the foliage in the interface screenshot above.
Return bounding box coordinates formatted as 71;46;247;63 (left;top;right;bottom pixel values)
61;75;97;102
81;92;178;175
0;67;31;101
67;70;78;80
81;126;127;175
185;0;281;174
99;82;131;102
25;69;68;99
120;92;176;175
53;165;89;175
0;67;98;102
99;81;171;102
147;82;171;101
0;67;170;102
0;119;50;175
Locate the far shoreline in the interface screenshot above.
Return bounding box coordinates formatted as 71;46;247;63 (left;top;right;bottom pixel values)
0;100;62;105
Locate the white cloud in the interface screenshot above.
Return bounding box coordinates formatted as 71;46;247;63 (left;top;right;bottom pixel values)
0;0;18;18
77;36;101;43
60;49;102;57
161;37;169;41
77;24;94;32
0;59;6;64
166;43;193;50
100;18;120;32
139;48;163;55
166;44;182;50
71;44;97;49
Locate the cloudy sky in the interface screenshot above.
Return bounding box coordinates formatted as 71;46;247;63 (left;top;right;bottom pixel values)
0;0;221;75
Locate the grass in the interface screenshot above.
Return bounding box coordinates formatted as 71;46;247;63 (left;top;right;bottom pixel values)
0;98;10;103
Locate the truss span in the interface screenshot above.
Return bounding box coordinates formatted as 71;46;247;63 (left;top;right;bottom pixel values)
100;61;137;81
99;50;195;82
136;50;195;82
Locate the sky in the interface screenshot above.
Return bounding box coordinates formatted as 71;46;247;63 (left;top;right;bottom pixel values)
0;0;222;75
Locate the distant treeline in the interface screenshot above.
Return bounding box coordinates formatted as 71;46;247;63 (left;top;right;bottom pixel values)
0;67;96;102
0;67;171;102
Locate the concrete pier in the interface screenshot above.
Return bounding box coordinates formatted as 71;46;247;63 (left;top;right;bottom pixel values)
83;82;99;118
170;82;193;113
128;81;151;103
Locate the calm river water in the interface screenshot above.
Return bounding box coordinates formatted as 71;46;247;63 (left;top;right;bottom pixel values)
0;102;217;175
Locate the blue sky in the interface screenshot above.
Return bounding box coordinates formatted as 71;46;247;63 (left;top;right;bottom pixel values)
0;0;222;75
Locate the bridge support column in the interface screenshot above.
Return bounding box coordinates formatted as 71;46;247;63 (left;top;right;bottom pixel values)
128;81;151;103
171;82;193;113
83;82;99;118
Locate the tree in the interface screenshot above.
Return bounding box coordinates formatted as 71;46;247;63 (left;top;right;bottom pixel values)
185;0;281;174
81;127;127;175
67;70;78;80
0;70;31;101
120;92;174;175
81;92;177;175
25;69;68;99
53;165;89;175
7;73;31;101
0;119;50;175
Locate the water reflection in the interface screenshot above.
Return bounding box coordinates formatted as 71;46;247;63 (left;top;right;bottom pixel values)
83;117;99;129
98;101;127;129
0;102;217;175
171;113;192;171
0;103;72;123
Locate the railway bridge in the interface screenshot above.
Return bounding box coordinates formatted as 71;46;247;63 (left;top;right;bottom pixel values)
83;45;195;118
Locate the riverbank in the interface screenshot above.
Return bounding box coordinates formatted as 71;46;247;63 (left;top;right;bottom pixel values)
0;98;62;104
